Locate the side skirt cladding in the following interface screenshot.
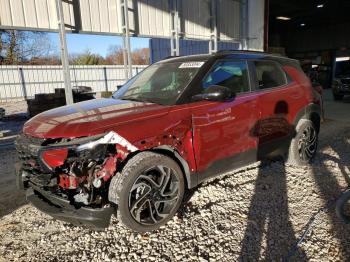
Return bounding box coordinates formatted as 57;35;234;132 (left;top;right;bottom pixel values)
191;148;258;188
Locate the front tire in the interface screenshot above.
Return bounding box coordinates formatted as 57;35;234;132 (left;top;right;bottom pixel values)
287;119;318;166
112;152;185;232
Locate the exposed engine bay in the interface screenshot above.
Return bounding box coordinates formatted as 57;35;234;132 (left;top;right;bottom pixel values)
17;131;138;208
57;146;117;207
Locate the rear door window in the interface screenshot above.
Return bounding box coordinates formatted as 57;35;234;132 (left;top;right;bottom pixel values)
254;61;287;90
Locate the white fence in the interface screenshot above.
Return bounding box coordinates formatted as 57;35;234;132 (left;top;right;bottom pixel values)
0;65;147;102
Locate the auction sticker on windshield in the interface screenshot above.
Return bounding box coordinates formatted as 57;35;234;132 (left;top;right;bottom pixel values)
179;62;205;68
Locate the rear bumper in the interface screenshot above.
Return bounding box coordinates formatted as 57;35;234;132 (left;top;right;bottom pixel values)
16;166;114;229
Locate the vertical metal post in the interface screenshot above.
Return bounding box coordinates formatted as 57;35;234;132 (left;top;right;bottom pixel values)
103;67;108;92
331;51;337;84
170;0;180;56
264;0;269;52
240;0;249;50
209;0;218;54
55;0;74;104
18;67;27;100
120;0;133;80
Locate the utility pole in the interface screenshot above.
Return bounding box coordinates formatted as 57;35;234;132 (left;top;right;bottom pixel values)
55;0;74;105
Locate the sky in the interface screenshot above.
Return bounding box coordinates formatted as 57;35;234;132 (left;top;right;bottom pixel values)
48;33;149;57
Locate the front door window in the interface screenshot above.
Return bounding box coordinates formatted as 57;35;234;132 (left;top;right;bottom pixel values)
202;60;251;95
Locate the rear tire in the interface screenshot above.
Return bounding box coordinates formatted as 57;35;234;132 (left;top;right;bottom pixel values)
111;151;185;232
287;119;318;166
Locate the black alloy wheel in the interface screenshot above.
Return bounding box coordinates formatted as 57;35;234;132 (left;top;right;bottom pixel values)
112;151;185;232
128;165;180;225
298;125;317;162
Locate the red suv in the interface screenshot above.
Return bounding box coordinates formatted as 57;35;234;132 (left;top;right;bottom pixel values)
16;51;322;232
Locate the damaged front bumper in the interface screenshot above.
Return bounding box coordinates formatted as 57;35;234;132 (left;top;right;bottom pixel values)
16;166;114;229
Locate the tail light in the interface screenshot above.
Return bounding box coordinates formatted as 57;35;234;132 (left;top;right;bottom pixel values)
41;148;68;168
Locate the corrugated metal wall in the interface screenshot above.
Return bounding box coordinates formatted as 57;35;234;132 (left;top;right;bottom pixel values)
78;0;122;33
0;0;244;41
247;0;265;51
0;65;147;102
137;0;171;37
0;0;123;33
219;0;241;41
0;0;58;30
150;38;240;63
182;0;211;40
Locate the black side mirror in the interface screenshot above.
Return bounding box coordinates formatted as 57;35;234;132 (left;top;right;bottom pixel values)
192;85;234;102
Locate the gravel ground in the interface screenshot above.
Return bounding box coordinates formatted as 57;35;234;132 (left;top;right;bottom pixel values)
1;93;350;261
0;119;350;261
0;101;27;143
0;101;27;116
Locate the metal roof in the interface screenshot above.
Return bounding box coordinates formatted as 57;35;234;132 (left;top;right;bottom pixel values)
0;0;242;41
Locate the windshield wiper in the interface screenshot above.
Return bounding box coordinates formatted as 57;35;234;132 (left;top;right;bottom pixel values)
120;97;144;102
120;96;158;104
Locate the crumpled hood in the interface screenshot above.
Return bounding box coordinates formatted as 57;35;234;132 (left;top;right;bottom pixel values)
23;98;170;138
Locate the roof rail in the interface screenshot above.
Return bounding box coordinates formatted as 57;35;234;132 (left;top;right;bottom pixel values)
215;49;266;54
214;49;289;58
164;55;181;59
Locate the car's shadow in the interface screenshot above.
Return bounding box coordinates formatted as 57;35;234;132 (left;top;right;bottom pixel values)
0;112;27;144
0;148;26;219
310;134;350;260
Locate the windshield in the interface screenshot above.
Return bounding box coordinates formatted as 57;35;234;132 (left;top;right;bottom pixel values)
335;60;350;77
112;61;203;105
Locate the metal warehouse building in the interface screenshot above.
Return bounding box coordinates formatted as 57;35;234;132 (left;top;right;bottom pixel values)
0;0;265;103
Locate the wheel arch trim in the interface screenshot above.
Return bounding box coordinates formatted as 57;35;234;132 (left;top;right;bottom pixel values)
150;145;195;189
293;103;321;132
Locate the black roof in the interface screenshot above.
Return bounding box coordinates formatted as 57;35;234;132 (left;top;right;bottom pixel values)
159;50;296;64
159;54;212;63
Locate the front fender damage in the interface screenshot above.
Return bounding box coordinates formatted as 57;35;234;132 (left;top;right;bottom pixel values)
18;125;195;228
41;127;195;207
77;131;138;153
37;131;141;207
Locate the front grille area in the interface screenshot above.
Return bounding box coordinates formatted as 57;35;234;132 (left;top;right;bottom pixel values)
16;134;51;185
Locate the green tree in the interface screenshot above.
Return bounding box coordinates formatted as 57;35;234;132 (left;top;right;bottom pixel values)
71;50;105;65
0;30;54;65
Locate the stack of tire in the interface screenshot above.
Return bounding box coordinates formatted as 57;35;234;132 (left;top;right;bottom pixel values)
27;87;95;117
0;108;5;120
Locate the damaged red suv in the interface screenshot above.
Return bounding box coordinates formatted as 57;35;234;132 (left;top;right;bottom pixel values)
16;51;322;232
